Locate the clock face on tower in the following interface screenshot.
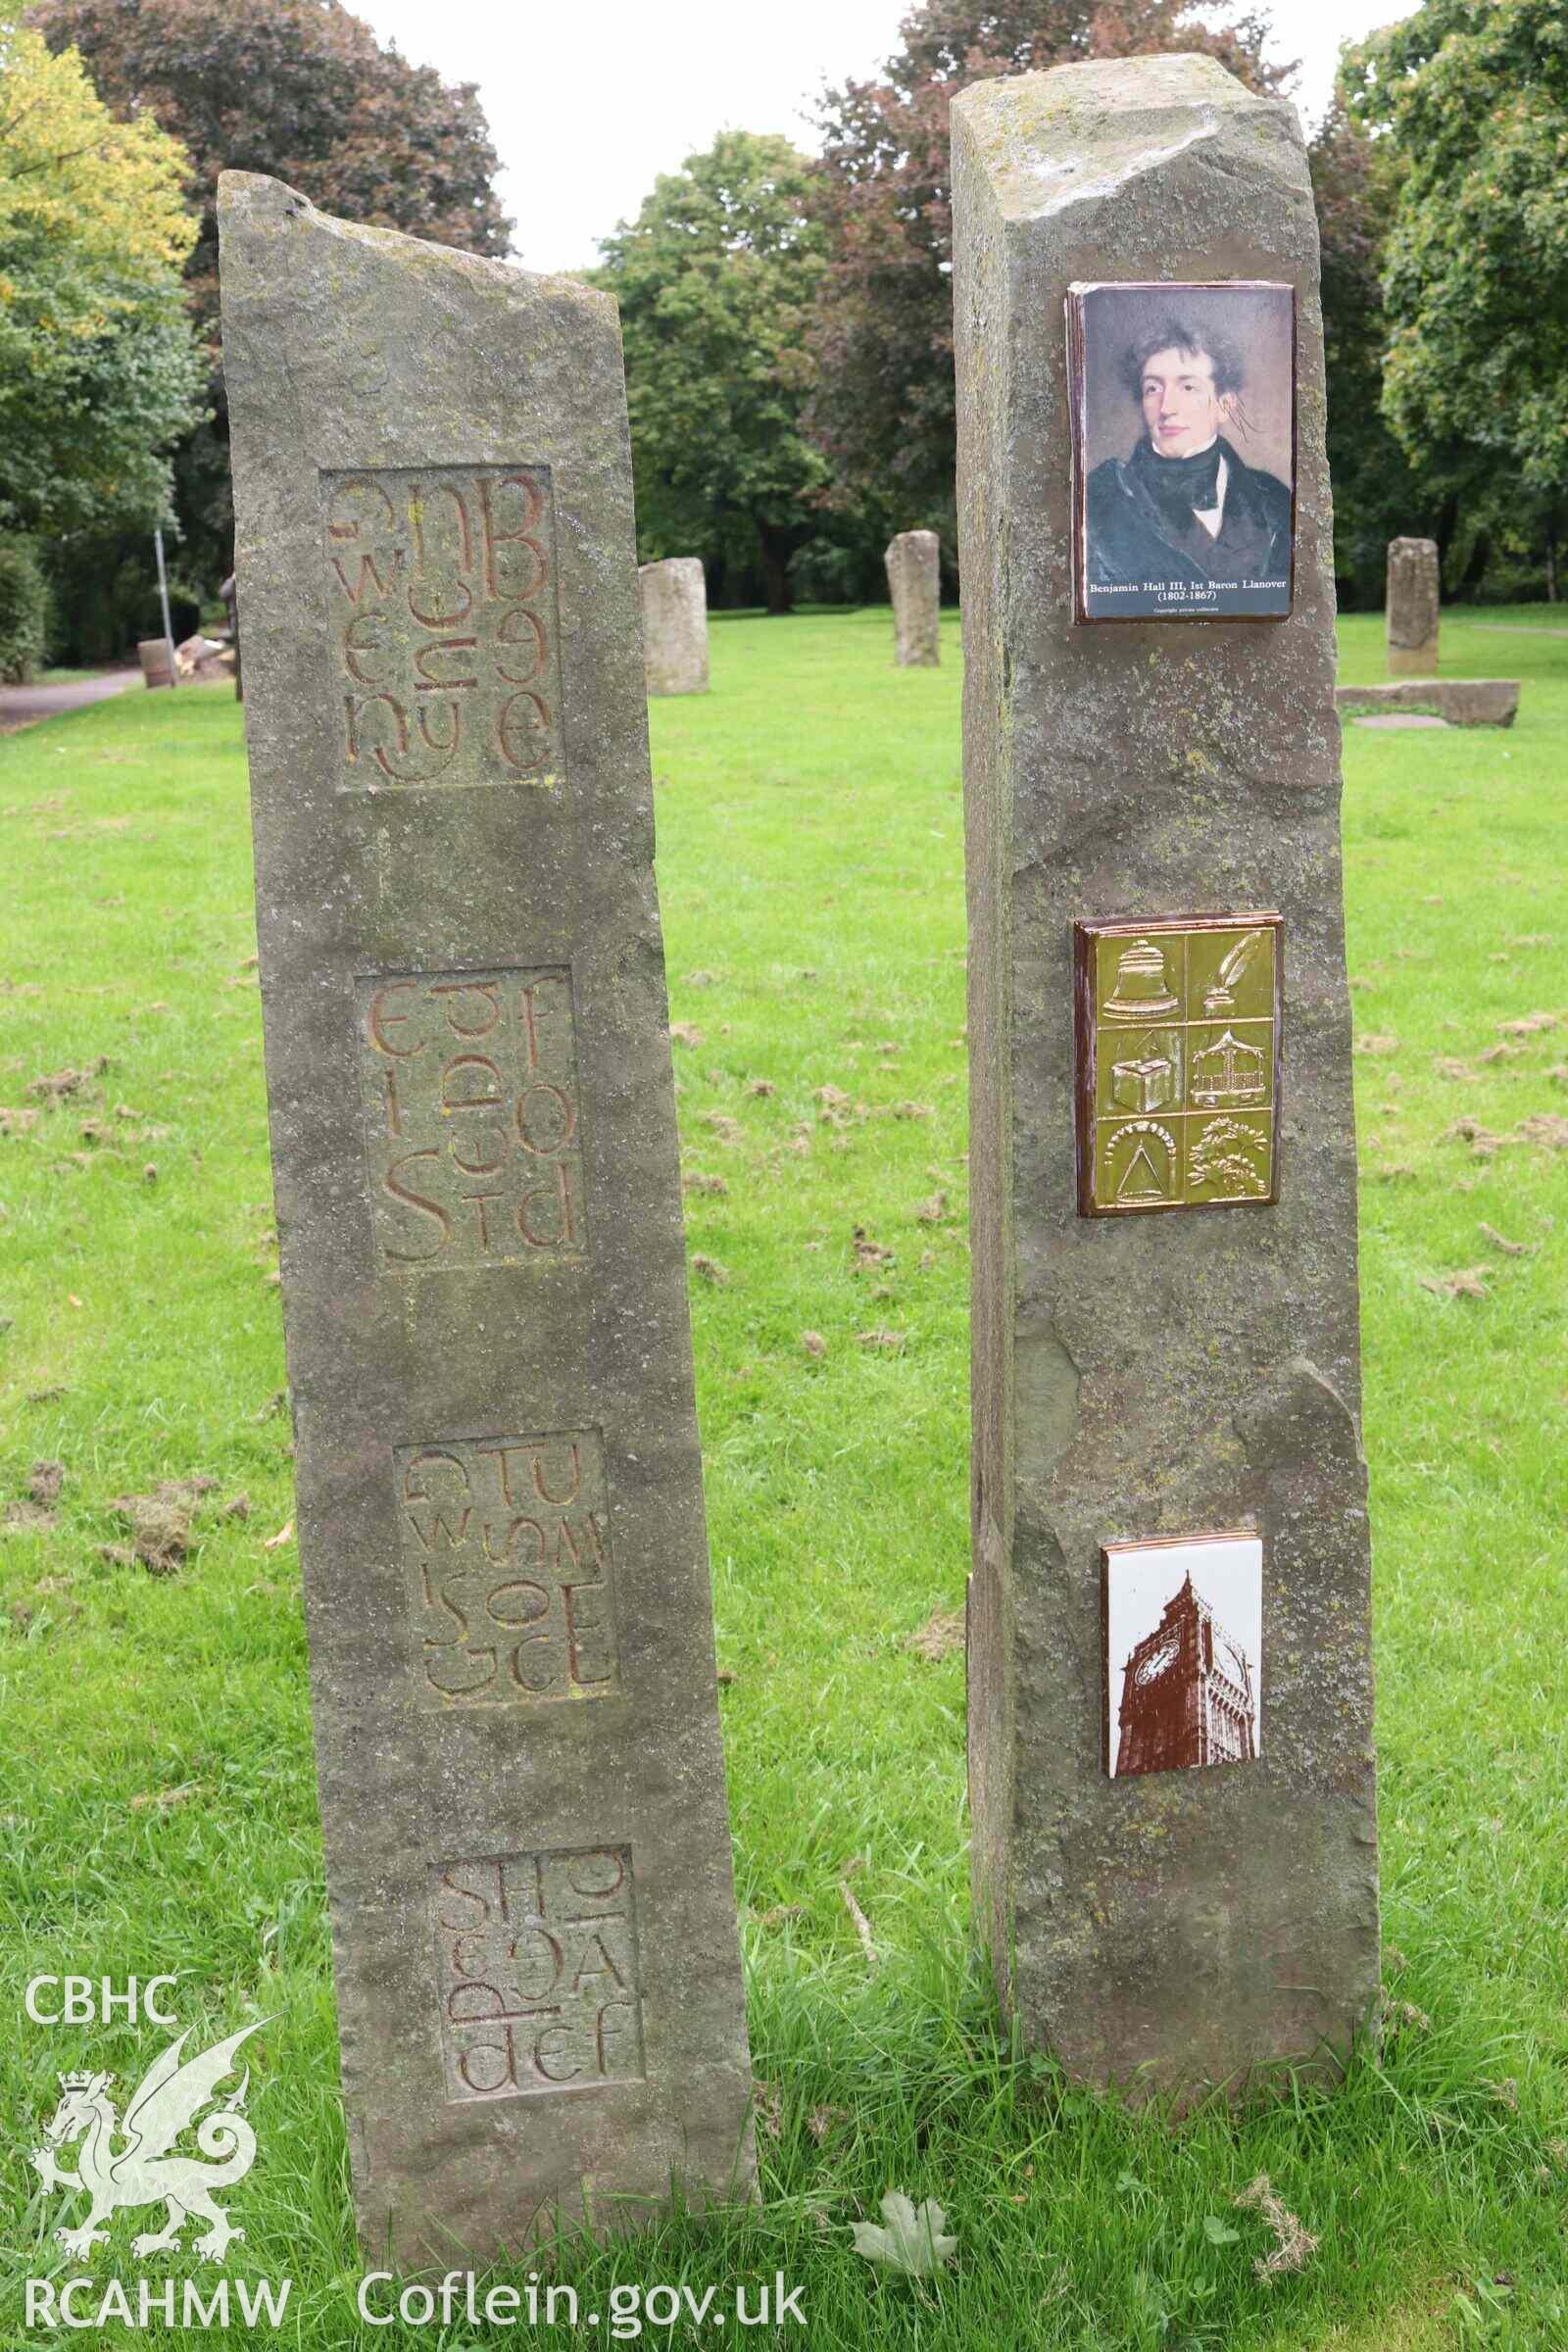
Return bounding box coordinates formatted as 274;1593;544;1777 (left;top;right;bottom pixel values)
1102;1534;1262;1779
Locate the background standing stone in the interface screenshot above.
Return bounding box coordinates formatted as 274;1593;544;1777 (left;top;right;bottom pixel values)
1386;537;1441;674
220;173;752;2262
953;58;1378;2097
640;556;709;695
885;529;941;666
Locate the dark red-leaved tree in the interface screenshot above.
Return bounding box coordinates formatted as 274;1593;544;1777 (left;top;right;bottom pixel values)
807;0;1294;527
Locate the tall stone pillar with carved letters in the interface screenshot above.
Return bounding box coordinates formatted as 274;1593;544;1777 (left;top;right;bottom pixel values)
953;60;1378;2093
220;174;753;2259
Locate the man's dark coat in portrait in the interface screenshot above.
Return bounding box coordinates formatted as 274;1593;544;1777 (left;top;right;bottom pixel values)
1086;434;1291;588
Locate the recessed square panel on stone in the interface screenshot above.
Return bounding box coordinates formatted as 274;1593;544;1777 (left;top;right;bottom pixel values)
1067;281;1296;623
396;1431;617;1707
357;964;586;1273
1102;1533;1262;1779
1074;913;1282;1215
323;464;565;792
432;1846;644;2103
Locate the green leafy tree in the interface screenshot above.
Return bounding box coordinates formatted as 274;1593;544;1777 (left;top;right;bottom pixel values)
1346;0;1568;597
806;0;1293;524
27;0;511;656
0;12;204;541
1307;91;1430;605
597;131;832;615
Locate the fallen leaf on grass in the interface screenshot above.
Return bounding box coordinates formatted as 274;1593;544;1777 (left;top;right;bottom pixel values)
857;1329;906;1352
905;1607;963;1660
852;2192;956;2276
1234;2174;1318;2283
690;1253;729;1286
264;1519;294;1551
801;1331;827;1358
1479;1223;1530;1256
753;2080;784;2141
1419;1268;1490;1299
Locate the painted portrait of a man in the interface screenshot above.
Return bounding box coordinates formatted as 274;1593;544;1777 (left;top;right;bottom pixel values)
1068;281;1296;622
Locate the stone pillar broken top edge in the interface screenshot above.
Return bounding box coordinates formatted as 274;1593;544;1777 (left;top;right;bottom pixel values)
218;170;752;2264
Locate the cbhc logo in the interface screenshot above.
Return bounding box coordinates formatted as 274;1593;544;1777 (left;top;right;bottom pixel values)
25;1977;179;2026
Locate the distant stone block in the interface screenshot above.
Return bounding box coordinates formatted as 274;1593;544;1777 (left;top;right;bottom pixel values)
1386;538;1440;675
1335;678;1518;727
640;558;709;696
885;530;941;666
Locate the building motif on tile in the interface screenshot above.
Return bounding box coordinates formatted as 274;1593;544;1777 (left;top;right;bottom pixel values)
1076;913;1282;1214
1103;1533;1263;1780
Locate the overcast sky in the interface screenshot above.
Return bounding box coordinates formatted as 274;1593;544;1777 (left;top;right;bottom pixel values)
356;0;1415;276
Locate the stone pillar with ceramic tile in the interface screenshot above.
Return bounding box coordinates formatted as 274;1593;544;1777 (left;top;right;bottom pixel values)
953;57;1378;2096
220;172;752;2263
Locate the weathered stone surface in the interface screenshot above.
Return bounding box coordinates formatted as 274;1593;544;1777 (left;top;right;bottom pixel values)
639;557;709;696
1336;677;1518;728
953;57;1378;2096
885;529;941;665
136;637;172;689
1386;536;1440;674
220;173;752;2263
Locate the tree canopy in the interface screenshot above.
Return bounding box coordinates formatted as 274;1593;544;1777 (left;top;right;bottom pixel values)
26;0;513;332
806;0;1293;524
0;10;205;535
596;131;831;613
25;0;512;658
1345;0;1568;582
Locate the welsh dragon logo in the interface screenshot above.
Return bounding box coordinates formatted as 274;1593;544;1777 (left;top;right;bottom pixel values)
30;2018;270;2264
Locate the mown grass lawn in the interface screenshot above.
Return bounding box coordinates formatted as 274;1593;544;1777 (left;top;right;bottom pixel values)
0;605;1565;2349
